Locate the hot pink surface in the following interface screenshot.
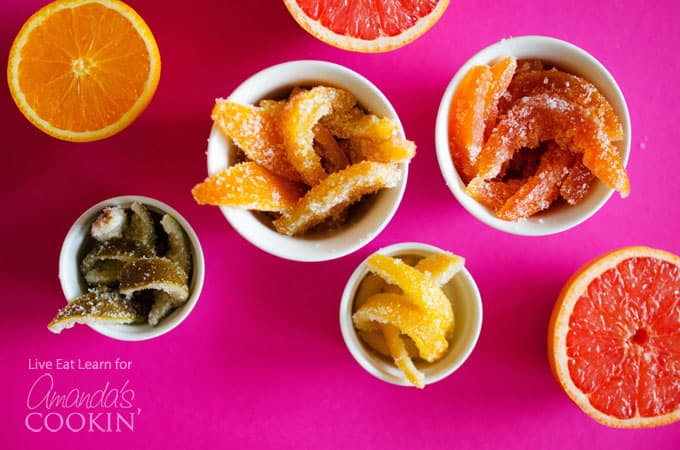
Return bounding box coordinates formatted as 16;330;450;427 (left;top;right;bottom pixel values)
2;0;679;448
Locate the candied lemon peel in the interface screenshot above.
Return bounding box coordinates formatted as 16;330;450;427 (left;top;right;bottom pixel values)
448;57;629;221
193;85;416;236
352;251;464;388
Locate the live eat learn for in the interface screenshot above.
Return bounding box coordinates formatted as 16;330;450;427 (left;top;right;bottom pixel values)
28;358;132;370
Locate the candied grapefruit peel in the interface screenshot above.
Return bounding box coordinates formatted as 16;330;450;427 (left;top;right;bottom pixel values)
448;56;629;221
192;86;416;236
352;251;465;388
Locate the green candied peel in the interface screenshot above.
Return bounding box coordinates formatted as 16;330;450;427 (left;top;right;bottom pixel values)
119;257;189;302
80;238;154;273
160;214;192;277
47;289;140;334
83;259;126;285
124;202;156;249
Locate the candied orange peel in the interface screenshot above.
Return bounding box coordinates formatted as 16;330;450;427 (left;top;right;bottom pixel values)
448;57;629;221
195;86;416;236
352;251;464;388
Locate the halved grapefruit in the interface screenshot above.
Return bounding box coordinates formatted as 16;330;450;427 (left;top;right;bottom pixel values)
282;0;450;53
548;246;680;427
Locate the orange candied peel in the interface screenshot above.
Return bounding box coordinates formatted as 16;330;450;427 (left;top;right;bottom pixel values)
196;84;416;236
280;86;356;185
352;251;464;388
192;162;307;212
478;93;629;196
212;100;301;182
448;65;493;183
273;161;401;236
448;58;629;222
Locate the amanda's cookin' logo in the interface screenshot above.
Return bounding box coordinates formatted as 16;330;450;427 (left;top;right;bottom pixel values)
25;358;141;433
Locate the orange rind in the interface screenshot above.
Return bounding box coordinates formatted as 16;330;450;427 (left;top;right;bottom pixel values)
280;86;356;185
449;65;493;183
212;100;302;182
448;59;629;222
478;93;629;196
273;161;401;236
313;124;350;174
192;162;307;212
496;143;574;220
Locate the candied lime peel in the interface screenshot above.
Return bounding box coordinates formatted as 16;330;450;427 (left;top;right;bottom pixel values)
50;202;194;334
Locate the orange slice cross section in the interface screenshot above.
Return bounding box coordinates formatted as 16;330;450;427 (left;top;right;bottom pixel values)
7;0;161;142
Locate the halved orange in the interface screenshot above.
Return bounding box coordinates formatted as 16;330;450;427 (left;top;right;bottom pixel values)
7;0;161;142
548;246;680;428
282;0;450;53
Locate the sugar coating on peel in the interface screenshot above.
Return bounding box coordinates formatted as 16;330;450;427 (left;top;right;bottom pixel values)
124;202;156;249
322;107;399;141
381;323;426;389
477;93;629;196
273;161;400;236
414;252;466;287
192;162;307;212
161;214;192;277
498;69;624;141
47;290;138;334
561;158;595;204
119;257;189;302
313;124;350;173
467;177;525;211
497;143;574;221
366;253;454;335
280;86;356;185
449;65;493;183
353;293;450;362
483;56;518;139
347;135;416;164
212;100;302;182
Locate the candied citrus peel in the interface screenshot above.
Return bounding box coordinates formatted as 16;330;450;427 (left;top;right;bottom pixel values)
212;100;301;182
196;85;416;236
273;161;401;236
192;162;307;212
353;251;464;388
448;58;629;221
281;86;356;185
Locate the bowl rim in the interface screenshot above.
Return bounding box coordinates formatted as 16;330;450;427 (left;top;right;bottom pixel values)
58;195;205;341
205;59;409;262
339;242;483;387
434;35;632;236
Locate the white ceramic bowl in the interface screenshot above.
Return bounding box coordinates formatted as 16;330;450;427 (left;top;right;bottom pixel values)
58;195;205;341
206;60;409;262
435;36;631;236
339;242;483;387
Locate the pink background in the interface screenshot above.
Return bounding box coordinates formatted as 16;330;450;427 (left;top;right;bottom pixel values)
2;0;679;448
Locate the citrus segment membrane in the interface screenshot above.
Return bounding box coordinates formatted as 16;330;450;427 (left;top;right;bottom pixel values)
7;0;161;141
549;247;680;427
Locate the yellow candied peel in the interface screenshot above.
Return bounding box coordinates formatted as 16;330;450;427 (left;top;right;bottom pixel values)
280;86;356;185
273;161;401;236
353;251;464;388
192;162;307;212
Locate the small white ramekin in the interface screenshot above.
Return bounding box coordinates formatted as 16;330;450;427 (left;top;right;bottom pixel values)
206;60;409;262
339;242;483;387
58;195;205;341
435;36;631;236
